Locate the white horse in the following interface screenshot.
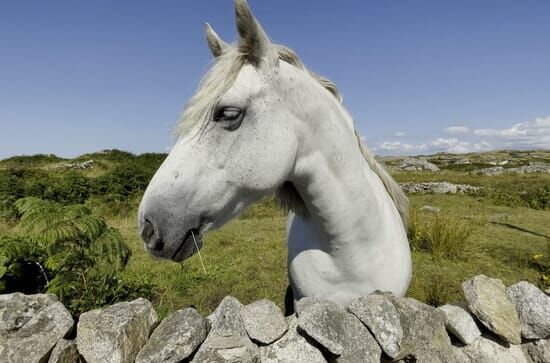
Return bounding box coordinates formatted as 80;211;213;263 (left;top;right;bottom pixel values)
138;0;411;307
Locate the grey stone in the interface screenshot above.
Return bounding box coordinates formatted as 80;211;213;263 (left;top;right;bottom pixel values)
334;312;382;363
348;294;403;358
259;315;326;363
297;298;382;362
296;298;346;355
477;166;505;176
399;158;440;172
48;339;82;363
384;293;458;362
399;182;481;194
460;335;528;363
420;205;441;213
0;292;59;335
192;296;259;363
241;299;287;345
522;339;550;363
77;298;158;363
0;293;74;363
438;302;481;345
462;275;521;344
506;281;550;339
136;307;209;363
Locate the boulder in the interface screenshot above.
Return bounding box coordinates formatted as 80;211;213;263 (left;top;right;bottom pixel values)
522;339;550;363
0;293;74;363
191;296;259;363
438;302;481;345
348;293;403;358
462;275;521;344
460;335;528;363
136;307;209;363
77;298;158;363
48;339;82;363
241;299;287;345
506;281;550;339
259;315;326;363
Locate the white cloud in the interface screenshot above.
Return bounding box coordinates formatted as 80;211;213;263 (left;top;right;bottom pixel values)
473;116;550;149
430;137;491;154
377;141;427;153
373;116;548;156
444;125;470;134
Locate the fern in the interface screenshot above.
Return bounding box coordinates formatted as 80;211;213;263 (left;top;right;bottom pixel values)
1;197;144;315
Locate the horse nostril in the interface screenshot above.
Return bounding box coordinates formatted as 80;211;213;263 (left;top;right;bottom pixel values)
141;218;165;252
141;219;155;241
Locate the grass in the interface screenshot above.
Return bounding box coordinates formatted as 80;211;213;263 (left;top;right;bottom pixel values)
111;213;289;318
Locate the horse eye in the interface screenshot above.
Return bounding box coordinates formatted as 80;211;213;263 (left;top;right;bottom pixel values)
214;107;242;122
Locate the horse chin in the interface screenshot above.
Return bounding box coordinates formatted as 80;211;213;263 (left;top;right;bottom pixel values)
171;229;204;262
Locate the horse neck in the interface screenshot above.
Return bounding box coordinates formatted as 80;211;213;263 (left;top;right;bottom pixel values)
291;102;406;253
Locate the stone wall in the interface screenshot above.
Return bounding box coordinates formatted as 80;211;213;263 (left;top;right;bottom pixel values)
1;274;549;362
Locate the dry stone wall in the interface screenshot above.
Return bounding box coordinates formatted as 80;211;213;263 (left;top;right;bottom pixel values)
1;274;549;362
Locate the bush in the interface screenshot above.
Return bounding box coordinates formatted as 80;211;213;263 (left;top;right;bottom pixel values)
408;209;473;260
0;197;154;315
0;171;25;221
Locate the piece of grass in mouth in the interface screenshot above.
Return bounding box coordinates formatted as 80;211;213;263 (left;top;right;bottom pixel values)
192;230;207;274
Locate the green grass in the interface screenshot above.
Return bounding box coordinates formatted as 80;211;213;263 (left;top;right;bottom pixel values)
111;213;289;318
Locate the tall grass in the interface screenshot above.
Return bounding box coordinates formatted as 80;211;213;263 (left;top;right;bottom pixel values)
408;209;473;260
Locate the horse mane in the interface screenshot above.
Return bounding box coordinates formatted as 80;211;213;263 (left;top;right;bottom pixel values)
175;44;409;227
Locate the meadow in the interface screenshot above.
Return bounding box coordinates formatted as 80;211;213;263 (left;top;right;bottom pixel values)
0;149;549;318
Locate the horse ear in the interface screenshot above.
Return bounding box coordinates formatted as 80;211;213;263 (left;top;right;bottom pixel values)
205;23;229;58
234;0;278;67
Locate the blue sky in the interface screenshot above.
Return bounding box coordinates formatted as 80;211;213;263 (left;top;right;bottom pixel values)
1;0;549;159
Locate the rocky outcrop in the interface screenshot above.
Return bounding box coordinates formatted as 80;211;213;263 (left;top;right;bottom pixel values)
398;158;440;172
475;162;550;176
400;181;481;194
1;276;549;362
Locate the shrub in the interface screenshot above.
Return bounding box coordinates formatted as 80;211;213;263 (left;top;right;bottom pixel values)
408;210;473;260
0;197;154;315
0;171;25;221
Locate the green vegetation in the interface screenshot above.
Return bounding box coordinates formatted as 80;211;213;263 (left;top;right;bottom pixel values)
0;149;549;318
0;197;153;315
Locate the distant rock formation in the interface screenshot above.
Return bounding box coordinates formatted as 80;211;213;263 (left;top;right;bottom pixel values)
400;181;481;194
398;158;440;172
475;162;550;176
